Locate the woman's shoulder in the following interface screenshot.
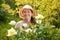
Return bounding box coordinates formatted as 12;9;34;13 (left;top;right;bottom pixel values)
15;21;23;28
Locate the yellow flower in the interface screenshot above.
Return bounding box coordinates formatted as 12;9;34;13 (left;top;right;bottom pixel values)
7;28;17;36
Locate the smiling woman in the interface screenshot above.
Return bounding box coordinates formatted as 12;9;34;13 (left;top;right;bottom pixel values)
15;5;36;29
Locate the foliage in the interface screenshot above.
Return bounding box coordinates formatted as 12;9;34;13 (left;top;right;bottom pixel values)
0;0;60;27
0;0;60;40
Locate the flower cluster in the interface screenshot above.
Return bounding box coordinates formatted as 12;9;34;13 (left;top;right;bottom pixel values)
7;14;44;37
35;14;44;24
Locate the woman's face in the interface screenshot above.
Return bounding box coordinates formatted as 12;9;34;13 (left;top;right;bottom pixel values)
22;9;32;21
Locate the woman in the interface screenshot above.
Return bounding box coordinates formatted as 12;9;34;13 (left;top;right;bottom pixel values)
15;5;36;29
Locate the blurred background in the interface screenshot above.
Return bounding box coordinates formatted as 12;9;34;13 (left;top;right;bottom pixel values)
0;0;60;40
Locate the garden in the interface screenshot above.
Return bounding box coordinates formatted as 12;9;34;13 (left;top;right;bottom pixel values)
0;0;60;40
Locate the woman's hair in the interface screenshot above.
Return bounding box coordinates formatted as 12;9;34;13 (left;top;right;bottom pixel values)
30;9;36;24
30;16;36;24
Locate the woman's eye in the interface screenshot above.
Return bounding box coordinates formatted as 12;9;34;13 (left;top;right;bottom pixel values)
23;11;26;13
28;11;30;13
23;12;26;15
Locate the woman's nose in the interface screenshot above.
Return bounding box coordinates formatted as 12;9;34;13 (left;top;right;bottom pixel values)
24;13;27;16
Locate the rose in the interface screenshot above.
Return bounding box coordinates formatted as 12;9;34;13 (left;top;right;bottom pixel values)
7;27;17;36
9;20;16;25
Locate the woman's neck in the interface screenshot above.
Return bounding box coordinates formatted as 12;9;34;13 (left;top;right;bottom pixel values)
23;19;30;24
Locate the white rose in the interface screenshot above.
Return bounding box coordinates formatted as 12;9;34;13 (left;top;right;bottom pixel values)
24;28;32;33
35;14;44;19
9;20;16;25
22;23;28;28
7;27;17;36
36;20;42;24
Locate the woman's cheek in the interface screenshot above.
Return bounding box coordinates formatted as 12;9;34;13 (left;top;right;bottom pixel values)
28;12;31;16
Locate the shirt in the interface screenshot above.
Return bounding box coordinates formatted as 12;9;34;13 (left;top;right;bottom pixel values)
15;21;29;30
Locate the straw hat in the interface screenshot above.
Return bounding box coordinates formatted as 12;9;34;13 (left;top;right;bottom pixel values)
19;5;36;19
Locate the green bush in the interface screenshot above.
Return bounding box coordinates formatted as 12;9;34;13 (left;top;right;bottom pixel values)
0;0;60;40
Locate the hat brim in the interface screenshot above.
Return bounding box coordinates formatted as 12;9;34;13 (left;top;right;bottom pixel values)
19;8;36;19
